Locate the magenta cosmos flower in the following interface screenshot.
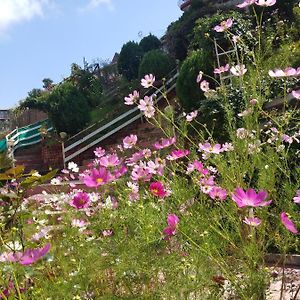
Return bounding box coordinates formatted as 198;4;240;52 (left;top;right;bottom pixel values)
214;19;233;32
153;136;176;150
150;181;167;198
232;188;272;208
70;191;91;209
243;217;261;226
141;74;155;88
166;149;189;161
293;190;300;204
280;212;298;234
123;134;138;149
83;167;111;187
0;243;50;265
163;214;179;239
209;186;228;201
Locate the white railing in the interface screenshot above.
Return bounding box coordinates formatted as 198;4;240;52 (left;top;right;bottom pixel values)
64;71;179;163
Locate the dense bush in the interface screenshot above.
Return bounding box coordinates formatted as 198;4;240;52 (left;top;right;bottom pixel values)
191;11;254;60
138;50;176;81
45;82;90;135
176;49;213;110
117;41;143;81
139;34;162;53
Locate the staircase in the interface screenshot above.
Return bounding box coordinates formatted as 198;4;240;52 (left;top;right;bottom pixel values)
63;69;179;165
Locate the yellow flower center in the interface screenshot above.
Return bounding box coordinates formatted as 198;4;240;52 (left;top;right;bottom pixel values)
97;178;103;183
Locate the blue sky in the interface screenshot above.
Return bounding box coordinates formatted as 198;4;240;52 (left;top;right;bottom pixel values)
0;0;182;109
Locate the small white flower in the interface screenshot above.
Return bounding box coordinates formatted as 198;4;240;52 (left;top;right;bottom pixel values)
68;162;79;173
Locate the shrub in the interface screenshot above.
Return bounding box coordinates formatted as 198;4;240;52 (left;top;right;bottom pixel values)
138;50;176;81
117;41;143;81
176;49;213;110
46;82;90;135
139;34;162;53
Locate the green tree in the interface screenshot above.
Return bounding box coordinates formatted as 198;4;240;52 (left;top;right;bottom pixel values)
45;82;90;134
139;34;162;53
117;41;143;81
68;63;103;108
138;50;176;80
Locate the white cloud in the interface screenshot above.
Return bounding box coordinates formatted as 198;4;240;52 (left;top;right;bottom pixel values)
80;0;114;12
0;0;50;34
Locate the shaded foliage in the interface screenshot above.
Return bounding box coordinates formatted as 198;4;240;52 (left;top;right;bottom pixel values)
117;41;143;81
139;34;162;53
138;50;176;80
176;50;213;110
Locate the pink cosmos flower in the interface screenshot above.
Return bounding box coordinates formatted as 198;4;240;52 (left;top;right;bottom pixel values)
187;160;209;175
94;147;105;158
146;158;165;176
237;0;256;8
150;181;167;198
141;74;155;88
214;64;230;74
124;90;140;105
163;214;179;239
186;110;198;122
70;192;91;209
268;67;299;77
293;190;300;204
197;71;203;83
166;149;189;161
281;134;293;144
209;186;227;201
232;188;272;208
198;142;223;154
102;229;113;237
138;96;155;118
83;167;111;187
0;244;51;265
200;80;210;92
99;154;120;167
230;64;247;76
222;142;234;152
113;165;128;180
123;134;138;149
126;149;152;166
214;19;233;32
292;90;300;100
153;136;176;150
256;0;276;6
200;176;215;194
243;217;262;226
280;212;298;234
71;219;88;228
250;98;258;105
131;162;152;181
